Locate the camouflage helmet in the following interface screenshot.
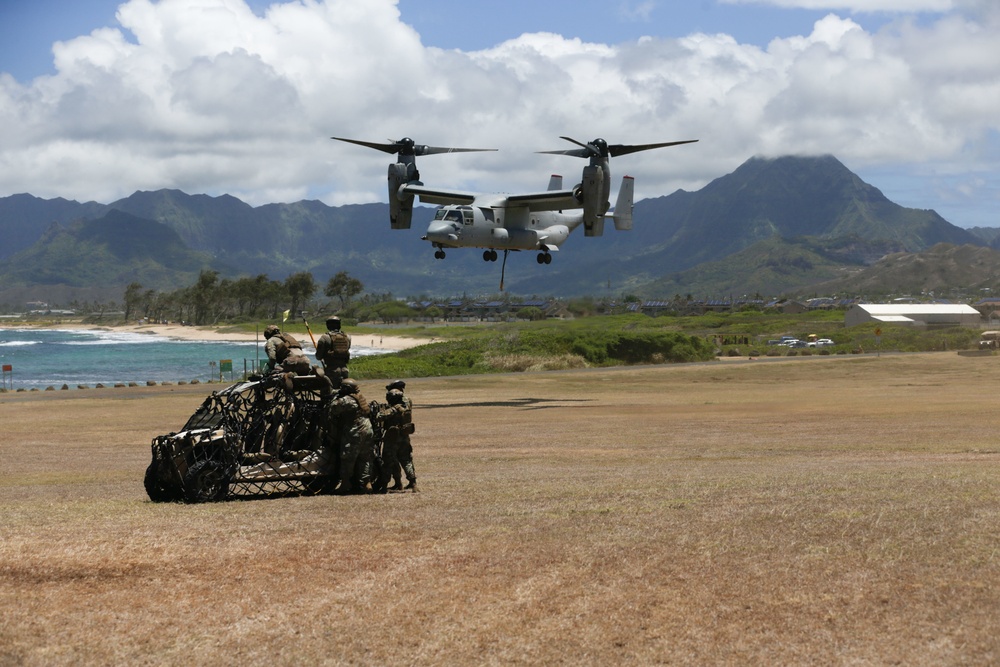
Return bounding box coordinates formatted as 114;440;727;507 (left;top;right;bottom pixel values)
264;324;280;338
326;315;341;330
385;379;406;391
339;378;360;394
386;388;404;404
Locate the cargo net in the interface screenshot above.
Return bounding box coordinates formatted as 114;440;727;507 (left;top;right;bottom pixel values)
146;375;336;503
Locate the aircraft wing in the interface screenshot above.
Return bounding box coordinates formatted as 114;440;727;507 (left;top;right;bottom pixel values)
506;189;579;212
401;183;477;206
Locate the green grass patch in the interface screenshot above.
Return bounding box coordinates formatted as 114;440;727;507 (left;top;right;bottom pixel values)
348;311;989;379
351;318;716;379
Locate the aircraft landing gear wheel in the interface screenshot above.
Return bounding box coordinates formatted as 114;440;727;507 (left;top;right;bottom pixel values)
434;250;446;260
537;253;552;264
545;253;552;264
483;250;493;262
490;249;498;261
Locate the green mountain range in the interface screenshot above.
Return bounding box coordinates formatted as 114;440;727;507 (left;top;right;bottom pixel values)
810;242;1000;296
1;154;995;303
1;210;220;289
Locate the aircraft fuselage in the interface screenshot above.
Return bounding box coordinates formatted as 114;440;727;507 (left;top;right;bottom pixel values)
422;200;579;252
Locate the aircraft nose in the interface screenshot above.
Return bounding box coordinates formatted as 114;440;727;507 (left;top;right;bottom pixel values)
424;221;459;242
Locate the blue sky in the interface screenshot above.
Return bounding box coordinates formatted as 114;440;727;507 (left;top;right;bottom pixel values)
0;0;997;228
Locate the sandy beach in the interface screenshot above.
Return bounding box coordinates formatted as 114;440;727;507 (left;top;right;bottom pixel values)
1;320;424;351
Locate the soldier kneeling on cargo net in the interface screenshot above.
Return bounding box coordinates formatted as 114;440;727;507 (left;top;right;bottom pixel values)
263;323;330;393
373;379;417;493
314;316;351;389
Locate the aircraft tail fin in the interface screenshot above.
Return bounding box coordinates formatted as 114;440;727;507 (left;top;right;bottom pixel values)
610;176;634;231
547;174;563;191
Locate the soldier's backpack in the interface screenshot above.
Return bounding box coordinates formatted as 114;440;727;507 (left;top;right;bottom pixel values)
278;332;303;349
273;332;303;362
330;331;350;354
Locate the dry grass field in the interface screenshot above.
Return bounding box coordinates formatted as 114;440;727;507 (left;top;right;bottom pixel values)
2;352;999;665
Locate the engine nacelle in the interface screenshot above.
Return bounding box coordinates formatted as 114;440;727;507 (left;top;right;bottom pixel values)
387;162;415;229
581;165;605;237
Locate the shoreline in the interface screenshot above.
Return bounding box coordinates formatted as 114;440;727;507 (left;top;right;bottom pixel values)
0;321;424;351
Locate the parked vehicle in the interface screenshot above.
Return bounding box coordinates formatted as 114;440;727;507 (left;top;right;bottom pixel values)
143;375;339;503
979;331;1000;350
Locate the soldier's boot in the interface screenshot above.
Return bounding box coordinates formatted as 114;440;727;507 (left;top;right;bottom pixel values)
402;462;417;490
334;478;353;495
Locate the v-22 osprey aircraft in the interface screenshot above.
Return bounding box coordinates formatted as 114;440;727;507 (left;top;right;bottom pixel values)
332;135;697;266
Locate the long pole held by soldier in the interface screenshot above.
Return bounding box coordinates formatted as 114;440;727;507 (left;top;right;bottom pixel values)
301;311;325;371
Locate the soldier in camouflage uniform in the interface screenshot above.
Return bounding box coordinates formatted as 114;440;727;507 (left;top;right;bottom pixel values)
263;325;312;375
326;378;374;494
384;379;416;492
263;324;282;373
314;316;352;388
374;384;408;492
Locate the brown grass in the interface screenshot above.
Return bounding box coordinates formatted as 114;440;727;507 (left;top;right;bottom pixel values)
2;353;999;665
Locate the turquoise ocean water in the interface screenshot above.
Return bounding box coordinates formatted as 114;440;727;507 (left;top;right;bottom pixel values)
0;328;385;390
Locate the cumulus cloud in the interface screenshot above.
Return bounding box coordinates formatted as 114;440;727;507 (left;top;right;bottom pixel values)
0;0;997;226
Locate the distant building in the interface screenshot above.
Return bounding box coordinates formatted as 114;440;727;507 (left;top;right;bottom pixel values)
779;300;810;315
844;304;982;328
972;298;1000;317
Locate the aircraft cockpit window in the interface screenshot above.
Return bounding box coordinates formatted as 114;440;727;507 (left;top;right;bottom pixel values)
461;209;474;225
435;209;464;223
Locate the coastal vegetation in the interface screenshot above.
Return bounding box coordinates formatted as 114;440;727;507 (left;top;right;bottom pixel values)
345;313;983;379
2;270;988;383
9;282;989;381
350;322;715;378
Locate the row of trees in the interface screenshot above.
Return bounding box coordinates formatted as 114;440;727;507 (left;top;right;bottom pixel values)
122;270;365;326
117;270;734;327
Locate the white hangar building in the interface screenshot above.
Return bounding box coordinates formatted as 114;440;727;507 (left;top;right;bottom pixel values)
845;304;983;327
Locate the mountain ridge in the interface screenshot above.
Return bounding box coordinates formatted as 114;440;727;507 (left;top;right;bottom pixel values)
1;154;995;302
0;209;224;290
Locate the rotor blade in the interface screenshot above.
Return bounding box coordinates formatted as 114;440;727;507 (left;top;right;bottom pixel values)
418;146;498;156
535;136;598;158
558;136;594;151
333;137;497;157
607;139;699;157
330;136;402;154
535;147;592;158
